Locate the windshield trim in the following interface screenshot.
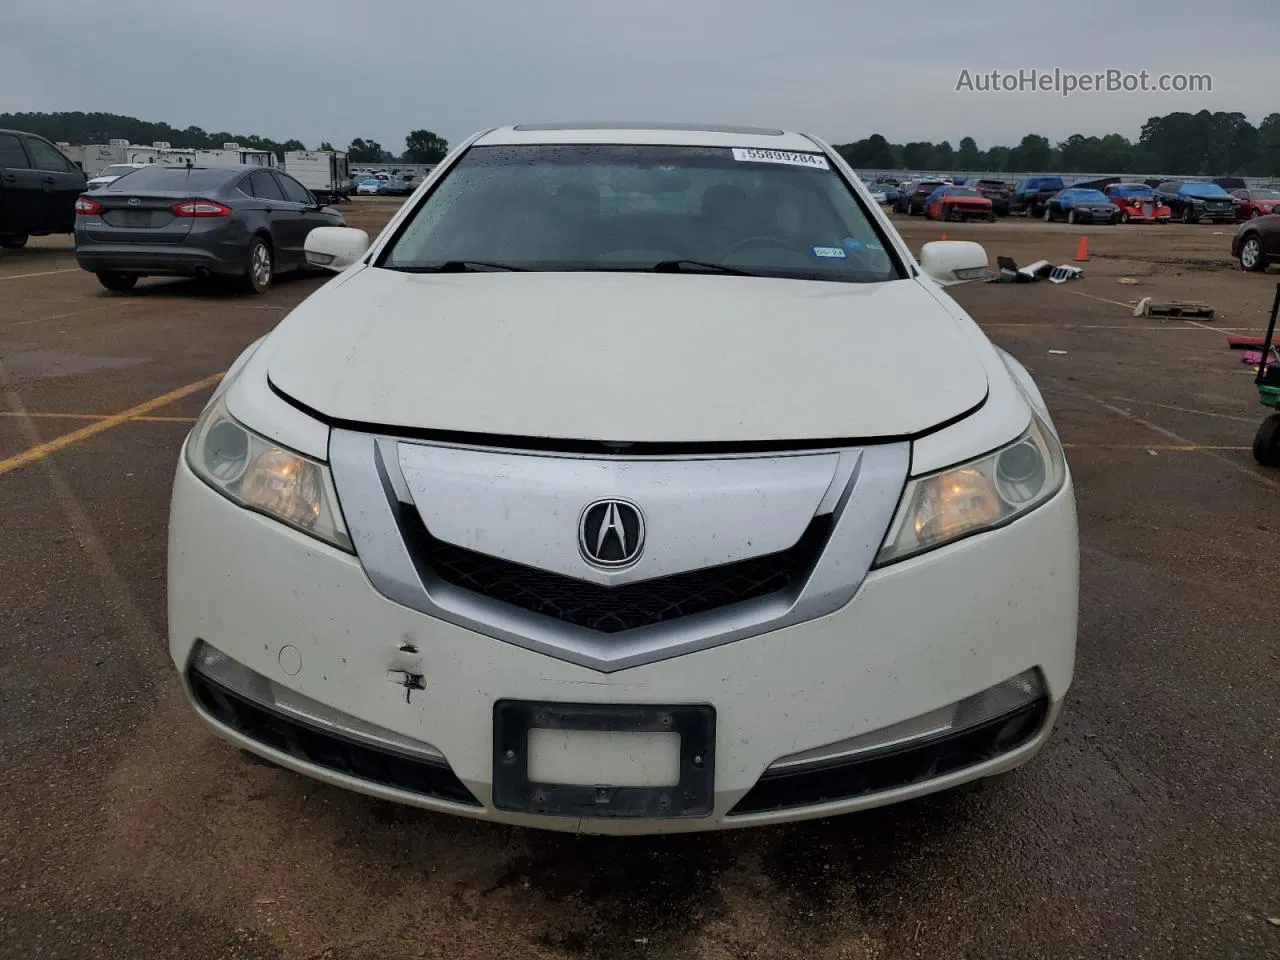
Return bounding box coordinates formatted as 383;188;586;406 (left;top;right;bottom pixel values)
370;141;910;283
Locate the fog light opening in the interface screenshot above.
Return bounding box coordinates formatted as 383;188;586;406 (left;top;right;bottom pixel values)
767;668;1047;773
189;641;445;763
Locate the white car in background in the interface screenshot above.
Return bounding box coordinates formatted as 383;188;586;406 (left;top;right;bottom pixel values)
169;122;1078;834
85;162;151;190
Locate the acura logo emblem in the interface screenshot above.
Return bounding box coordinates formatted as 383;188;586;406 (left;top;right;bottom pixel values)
579;499;645;568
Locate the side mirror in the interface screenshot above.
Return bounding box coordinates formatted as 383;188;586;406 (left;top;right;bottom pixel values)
305;226;371;272
919;240;989;285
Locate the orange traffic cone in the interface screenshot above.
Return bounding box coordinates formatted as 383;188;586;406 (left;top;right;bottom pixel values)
940;232;948;241
1074;236;1089;261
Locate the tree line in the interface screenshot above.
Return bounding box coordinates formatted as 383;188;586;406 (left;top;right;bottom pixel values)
0;112;449;165
6;108;1277;176
833;111;1280;176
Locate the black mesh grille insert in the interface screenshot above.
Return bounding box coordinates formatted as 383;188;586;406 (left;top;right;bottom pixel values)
401;507;831;634
729;699;1048;815
189;669;481;807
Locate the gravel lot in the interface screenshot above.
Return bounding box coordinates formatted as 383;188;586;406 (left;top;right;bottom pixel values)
1;200;1277;960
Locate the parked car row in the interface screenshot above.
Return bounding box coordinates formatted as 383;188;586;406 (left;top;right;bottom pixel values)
866;171;1265;226
349;170;423;197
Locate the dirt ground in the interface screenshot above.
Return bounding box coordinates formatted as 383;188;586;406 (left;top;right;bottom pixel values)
0;200;1277;960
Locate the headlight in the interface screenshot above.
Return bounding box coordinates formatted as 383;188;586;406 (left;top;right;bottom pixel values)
876;413;1066;565
186;398;352;552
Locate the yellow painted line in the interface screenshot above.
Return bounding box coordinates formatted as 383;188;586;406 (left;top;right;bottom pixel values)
0;411;197;423
1065;289;1136;310
0;373;221;477
4;308;95;329
0;267;81;282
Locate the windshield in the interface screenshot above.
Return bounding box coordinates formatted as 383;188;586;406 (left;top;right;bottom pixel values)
947;187;981;197
1110;184;1153;197
1251;189;1280;200
1182;183;1228;198
1066;190;1109;202
98;165;140;178
380;144;901;283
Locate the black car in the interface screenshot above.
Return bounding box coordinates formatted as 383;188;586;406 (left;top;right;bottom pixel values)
969;178;1012;215
895;179;945;215
0;128;87;250
74;164;344;294
1011;175;1066;218
1042;188;1119;224
1154;181;1238;224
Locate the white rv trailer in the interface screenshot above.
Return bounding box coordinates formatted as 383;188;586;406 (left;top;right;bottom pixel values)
283;150;350;203
125;141;277;168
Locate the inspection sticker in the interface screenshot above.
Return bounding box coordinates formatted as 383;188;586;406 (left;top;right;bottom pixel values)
812;246;847;258
731;148;830;170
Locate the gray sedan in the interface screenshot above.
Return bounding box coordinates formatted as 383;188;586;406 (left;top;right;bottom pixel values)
74;164;344;294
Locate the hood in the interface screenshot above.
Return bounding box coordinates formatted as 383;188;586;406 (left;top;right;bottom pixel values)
266;269;989;445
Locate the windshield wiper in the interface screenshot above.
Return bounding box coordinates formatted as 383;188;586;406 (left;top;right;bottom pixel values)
648;260;759;276
393;260;527;273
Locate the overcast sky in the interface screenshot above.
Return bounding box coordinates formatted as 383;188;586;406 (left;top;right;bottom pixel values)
5;0;1275;153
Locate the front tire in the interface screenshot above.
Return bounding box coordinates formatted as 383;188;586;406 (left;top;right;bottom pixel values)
1120;211;1130;224
238;237;274;295
0;234;28;250
986;212;996;223
1043;206;1053;222
1066;209;1078;225
1239;235;1266;272
1181;205;1196;224
1254;414;1280;467
96;271;137;292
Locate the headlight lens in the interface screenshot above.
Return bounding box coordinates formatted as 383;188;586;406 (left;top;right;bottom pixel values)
186;398;352;552
876;413;1066;565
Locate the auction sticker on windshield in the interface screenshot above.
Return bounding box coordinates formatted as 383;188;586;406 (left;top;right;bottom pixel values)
731;148;830;170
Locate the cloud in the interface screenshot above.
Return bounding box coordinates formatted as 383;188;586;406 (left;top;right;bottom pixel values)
3;0;1275;151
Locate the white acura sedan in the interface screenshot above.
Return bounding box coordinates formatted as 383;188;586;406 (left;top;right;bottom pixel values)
170;123;1078;834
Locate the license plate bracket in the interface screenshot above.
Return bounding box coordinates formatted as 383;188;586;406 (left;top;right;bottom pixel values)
492;700;715;819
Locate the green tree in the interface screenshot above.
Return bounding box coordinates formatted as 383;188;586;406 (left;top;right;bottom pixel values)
347;138;386;163
403;129;449;164
833;133;898;169
956;136;980;169
1007;134;1052;172
900;141;936;170
319;141;335;152
1254;114;1280;176
934;140;955;170
984;146;1011;171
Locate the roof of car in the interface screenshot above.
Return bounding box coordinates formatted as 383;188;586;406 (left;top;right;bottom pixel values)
474;122;822;151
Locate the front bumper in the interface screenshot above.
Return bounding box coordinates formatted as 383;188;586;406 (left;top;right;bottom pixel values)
168;457;1078;834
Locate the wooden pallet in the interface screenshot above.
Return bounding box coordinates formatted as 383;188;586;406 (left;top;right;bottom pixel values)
1134;297;1215;319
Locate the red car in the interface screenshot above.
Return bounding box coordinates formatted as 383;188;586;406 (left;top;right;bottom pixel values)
923;186;995;222
1102;183;1172;223
1231;188;1280;220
